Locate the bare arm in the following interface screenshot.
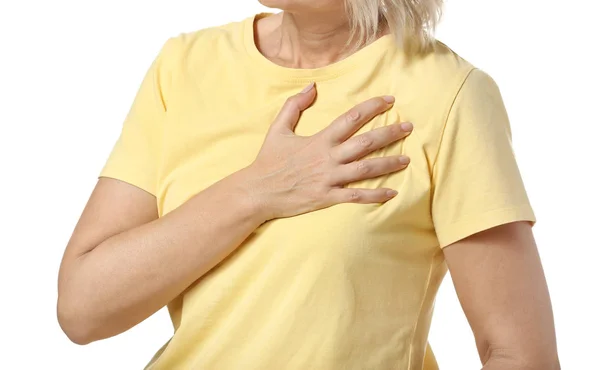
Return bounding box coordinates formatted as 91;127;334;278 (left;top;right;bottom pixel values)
443;221;560;370
57;86;413;344
57;173;264;345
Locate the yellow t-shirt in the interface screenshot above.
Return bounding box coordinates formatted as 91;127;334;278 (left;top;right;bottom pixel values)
100;13;536;370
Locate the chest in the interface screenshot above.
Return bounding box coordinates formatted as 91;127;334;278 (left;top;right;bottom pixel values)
155;81;437;254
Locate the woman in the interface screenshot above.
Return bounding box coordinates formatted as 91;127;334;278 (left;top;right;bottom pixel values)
57;0;560;369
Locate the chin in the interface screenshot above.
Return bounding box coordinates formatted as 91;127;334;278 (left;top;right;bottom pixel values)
258;0;340;12
258;0;291;9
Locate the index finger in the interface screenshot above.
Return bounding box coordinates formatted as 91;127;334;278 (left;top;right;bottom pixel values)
321;96;395;143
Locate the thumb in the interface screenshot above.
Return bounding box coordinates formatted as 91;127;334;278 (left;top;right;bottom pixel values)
271;82;316;133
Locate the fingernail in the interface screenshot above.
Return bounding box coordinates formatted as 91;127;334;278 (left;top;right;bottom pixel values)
398;156;410;165
386;190;398;197
401;122;413;131
301;82;315;93
382;95;395;103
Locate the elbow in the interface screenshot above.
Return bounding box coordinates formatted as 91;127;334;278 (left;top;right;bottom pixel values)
518;359;561;370
63;329;94;346
521;360;561;370
531;358;561;370
57;258;106;345
485;349;561;370
56;295;100;345
481;339;560;370
484;357;561;370
522;351;561;370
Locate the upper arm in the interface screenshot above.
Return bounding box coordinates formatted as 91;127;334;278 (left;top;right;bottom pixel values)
99;36;179;196
59;36;180;279
60;178;158;264
443;222;558;367
431;68;535;248
430;69;558;366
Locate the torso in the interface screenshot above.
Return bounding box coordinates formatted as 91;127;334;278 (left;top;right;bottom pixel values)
146;13;475;370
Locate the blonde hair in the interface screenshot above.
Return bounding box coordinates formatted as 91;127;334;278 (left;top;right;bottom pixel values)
345;0;444;54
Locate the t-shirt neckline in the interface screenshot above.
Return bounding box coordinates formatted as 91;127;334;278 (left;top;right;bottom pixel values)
242;13;396;82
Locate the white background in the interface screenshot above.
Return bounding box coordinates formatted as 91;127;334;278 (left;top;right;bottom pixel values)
1;0;599;369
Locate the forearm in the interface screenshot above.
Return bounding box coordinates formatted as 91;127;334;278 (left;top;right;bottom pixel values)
58;169;265;343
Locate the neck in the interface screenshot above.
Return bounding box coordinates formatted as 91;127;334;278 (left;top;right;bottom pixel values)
259;11;354;69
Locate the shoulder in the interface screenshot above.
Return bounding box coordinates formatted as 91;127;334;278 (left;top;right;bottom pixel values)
389;40;507;162
413;40;475;77
395;40;504;122
417;41;504;113
159;17;248;71
150;17;250;102
399;40;481;106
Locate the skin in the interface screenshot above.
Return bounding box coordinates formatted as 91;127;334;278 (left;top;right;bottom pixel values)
445;222;560;370
257;0;354;68
58;1;560;369
57;89;412;343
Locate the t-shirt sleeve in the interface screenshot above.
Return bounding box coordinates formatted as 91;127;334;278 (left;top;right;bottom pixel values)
99;37;178;196
431;68;536;248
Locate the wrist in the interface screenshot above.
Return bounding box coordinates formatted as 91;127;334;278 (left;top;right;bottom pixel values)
226;166;273;223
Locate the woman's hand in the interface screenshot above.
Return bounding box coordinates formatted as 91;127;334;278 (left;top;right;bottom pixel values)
242;83;413;220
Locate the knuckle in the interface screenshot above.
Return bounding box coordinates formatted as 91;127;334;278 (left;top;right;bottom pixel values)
355;161;370;174
315;186;329;202
326;148;338;163
285;96;299;107
388;124;401;136
346;110;360;124
323;171;336;186
389;156;401;167
357;135;372;148
374;97;387;110
348;190;361;202
387;158;401;170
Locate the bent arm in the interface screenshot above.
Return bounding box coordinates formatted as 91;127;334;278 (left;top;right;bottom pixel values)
443;221;560;370
57;169;264;345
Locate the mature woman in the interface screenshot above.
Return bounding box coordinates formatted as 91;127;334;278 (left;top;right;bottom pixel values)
57;1;560;369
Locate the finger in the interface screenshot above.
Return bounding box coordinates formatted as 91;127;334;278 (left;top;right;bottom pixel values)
331;122;413;163
321;96;395;143
330;156;410;186
270;82;317;134
326;187;399;205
